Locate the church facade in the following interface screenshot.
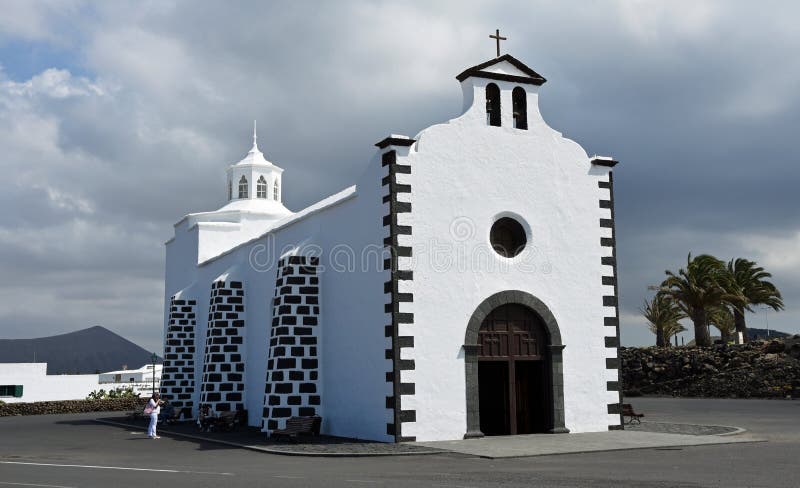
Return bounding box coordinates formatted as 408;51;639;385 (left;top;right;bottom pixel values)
161;54;622;442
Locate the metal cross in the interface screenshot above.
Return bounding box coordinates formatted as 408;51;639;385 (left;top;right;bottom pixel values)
489;29;507;57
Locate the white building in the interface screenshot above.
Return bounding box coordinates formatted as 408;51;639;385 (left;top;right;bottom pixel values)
0;363;99;403
0;363;162;403
98;363;162;397
162;54;622;442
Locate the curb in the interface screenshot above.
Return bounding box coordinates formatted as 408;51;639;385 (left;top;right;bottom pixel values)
631;421;748;437
467;437;768;459
93;419;443;458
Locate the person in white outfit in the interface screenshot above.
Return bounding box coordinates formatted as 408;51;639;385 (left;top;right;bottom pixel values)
146;393;163;439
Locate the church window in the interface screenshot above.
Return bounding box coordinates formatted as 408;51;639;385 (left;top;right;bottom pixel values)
512;87;528;130
238;176;248;199
485;83;501;127
228;179;232;200
256;176;268;199
490;217;526;258
273;180;279;200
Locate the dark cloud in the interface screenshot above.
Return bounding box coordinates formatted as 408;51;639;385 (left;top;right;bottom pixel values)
1;1;798;352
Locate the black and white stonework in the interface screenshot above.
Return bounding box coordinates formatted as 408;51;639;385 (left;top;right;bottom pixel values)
261;256;321;433
199;280;246;412
160;296;197;413
596;167;624;430
378;143;416;442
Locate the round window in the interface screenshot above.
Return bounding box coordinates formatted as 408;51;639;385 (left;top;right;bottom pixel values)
490;217;527;258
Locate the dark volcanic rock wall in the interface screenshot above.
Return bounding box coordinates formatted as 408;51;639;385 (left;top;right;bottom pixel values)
621;337;800;398
0;397;147;416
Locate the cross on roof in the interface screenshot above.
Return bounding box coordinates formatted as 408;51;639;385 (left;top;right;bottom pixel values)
489;29;507;58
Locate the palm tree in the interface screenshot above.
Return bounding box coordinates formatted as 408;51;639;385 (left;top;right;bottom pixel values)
726;258;784;342
641;294;685;347
663;319;688;346
659;254;736;347
707;305;736;344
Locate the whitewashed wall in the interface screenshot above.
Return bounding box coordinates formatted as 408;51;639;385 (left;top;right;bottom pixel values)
164;59;619;442
400;76;619;441
165;173;392;440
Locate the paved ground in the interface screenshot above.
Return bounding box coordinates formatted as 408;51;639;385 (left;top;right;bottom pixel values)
1;398;798;487
99;413;753;458
96;415;443;456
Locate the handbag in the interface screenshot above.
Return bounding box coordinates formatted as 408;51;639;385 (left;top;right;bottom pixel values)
143;405;154;415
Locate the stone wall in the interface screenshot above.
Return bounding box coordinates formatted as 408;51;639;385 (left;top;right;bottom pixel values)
621;337;800;398
199;279;247;412
0;397;147;416
160;296;196;413
261;255;321;433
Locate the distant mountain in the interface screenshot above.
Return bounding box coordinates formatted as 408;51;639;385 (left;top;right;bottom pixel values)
0;326;160;374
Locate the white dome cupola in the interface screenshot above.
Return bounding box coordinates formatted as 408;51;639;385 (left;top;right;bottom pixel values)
219;121;291;217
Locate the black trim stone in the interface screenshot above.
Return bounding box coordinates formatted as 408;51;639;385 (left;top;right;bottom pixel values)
456;54;546;84
375;136;416;149
380;146;416;443
459;70;545;86
161;295;196;414
200;280;247;412
590;157;619;167
603;172;623;430
262;256;322;433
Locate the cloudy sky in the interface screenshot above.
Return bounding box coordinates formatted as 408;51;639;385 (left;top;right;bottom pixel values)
1;1;798;353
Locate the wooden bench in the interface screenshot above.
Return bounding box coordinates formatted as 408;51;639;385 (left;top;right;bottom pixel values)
622;403;644;424
162;407;184;425
271;416;322;441
215;409;247;432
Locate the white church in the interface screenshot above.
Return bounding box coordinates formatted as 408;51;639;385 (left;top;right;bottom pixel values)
162;53;622;442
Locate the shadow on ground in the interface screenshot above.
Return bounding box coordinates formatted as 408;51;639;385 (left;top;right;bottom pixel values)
94;416;442;455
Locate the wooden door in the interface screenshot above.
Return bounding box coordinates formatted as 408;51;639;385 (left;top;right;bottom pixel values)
478;304;549;435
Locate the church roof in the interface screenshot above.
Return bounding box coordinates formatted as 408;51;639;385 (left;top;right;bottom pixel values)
456;54;546;85
230;122;281;169
215;198;293;214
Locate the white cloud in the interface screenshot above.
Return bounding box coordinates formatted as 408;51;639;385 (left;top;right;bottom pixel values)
2;68;109;98
737;231;800;283
0;0;799;353
614;0;719;43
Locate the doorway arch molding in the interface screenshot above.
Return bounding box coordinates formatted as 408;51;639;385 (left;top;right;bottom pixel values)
463;290;569;438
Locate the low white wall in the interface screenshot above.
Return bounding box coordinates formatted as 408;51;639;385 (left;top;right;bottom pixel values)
0;363;100;403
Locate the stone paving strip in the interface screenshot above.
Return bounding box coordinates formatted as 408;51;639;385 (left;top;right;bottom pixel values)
95;417;443;457
415;429;763;459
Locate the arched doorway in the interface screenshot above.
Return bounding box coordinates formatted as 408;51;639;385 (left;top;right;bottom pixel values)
478;304;550;435
463;291;568;438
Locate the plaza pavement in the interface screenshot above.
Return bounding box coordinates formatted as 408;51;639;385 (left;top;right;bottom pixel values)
96;412;759;458
0;397;798;487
